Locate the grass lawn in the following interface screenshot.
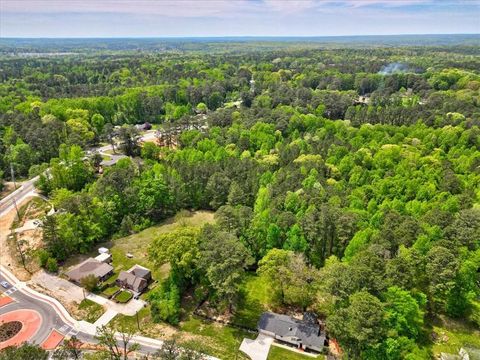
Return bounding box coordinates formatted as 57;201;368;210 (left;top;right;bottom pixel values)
430;316;480;356
268;345;321;360
233;273;270;329
109;210;214;281
102;285;120;298
115;290;133;303
77;299;104;323
111;303;254;359
178;315;254;359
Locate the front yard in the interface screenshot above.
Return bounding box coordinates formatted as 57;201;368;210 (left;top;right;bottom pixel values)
77;299;104;323
268;345;322;360
114;290;133;303
102;285;120;298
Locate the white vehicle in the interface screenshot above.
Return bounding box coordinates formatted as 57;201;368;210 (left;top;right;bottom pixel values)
1;281;9;289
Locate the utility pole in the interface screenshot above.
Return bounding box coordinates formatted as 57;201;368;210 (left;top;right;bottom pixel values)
12;197;20;221
10;163;16;190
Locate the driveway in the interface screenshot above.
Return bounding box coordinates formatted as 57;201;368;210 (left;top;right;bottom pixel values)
31;270;85;304
240;334;274;360
31;270;145;316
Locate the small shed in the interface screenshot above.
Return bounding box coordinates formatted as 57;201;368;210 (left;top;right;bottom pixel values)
98;247;109;254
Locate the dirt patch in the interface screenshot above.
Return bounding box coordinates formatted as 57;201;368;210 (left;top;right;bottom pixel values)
12;197;50;229
0;196;37;281
2;197;50;278
29;281;82;317
16;229;43;255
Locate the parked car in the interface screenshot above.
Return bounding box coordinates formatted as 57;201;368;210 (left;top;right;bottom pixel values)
1;281;10;289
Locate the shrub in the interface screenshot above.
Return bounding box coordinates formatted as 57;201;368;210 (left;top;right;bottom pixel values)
37;249;50;268
46;257;58;272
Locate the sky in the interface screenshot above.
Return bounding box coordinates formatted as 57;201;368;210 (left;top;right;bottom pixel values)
1;0;479;38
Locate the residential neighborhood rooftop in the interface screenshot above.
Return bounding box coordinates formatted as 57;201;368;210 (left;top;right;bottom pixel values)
258;312;326;352
66;258;113;283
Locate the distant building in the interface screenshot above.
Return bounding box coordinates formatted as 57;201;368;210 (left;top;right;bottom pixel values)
116;265;151;293
66;258;113;284
135;122;152;131
258;312;327;353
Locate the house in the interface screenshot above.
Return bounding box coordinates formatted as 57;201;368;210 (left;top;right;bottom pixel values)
258;312;327;353
116;265;151;293
66;258;113;284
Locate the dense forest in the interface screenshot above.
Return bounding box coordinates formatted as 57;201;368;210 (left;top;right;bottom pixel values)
0;39;479;359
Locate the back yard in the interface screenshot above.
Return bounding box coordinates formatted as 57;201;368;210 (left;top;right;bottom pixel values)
109;210;214;282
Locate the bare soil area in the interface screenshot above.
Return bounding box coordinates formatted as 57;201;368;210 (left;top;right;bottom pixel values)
0;196;36;281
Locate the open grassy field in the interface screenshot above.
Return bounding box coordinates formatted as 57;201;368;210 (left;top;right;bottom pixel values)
109;210;214;281
111;304;253;359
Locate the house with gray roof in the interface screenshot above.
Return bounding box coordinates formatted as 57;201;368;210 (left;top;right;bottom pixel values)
258;312;327;353
66;258;113;284
116;265;151;293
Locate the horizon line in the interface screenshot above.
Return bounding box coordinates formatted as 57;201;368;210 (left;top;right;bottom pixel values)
2;33;480;40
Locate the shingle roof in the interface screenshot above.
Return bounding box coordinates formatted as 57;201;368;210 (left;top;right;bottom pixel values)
258;312;325;350
117;271;147;292
130;265;151;279
66;258;113;282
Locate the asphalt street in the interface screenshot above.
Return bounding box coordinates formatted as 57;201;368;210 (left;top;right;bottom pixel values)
0;272;166;355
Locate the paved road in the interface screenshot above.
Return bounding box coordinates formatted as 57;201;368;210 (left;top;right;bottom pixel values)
0;283;67;345
0;270;217;358
0;130;157;218
0;272;76;343
0;176;38;217
0;271;161;354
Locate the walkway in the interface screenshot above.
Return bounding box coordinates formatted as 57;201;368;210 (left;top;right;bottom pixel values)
31;270;146;316
94;309;118;327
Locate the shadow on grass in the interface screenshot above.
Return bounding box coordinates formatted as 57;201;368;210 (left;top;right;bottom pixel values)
233;286;265;330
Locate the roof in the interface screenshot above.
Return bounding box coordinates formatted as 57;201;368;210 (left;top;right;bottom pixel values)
95;253;111;262
66;258;113;282
117;271;147;292
258;312;325;350
129;265;151;279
